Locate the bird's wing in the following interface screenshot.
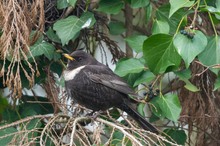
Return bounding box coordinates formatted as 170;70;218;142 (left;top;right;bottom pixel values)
83;66;141;99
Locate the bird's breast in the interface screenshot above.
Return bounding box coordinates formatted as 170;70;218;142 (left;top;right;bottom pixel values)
63;65;86;81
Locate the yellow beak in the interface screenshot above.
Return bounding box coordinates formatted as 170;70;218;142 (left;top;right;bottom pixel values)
63;53;75;61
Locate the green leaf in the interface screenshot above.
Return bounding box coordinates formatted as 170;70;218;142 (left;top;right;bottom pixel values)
137;103;145;116
198;36;220;74
0;97;9;113
174;69;191;80
46;27;61;43
214;77;220;91
68;0;77;7
0;127;17;145
112;131;124;145
80;11;96;28
54;12;95;45
109;22;125;35
174;30;207;68
169;0;194;17
130;0;149;8
123;72;143;87
27;119;42;141
96;0;124;15
156;4;189;34
143;34;181;74
175;69;199;92
163;129;187;146
184;80;199;92
159;94;181;122
216;1;220;19
201;6;220;15
30;42;56;60
115;58;145;77
152;20;170;34
108;108;121;120
151;97;165;119
57;0;68;9
145;3;152;23
133;70;155;87
125;35;147;53
54;16;80;45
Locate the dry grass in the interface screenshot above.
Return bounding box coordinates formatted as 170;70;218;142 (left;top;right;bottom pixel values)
0;111;180;146
0;0;44;98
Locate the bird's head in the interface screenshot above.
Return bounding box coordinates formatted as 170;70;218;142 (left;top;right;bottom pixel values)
63;50;99;70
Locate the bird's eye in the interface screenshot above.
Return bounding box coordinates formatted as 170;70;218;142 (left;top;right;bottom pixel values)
76;57;82;61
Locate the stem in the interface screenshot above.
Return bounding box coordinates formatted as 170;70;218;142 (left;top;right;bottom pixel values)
204;0;218;36
124;3;133;57
174;17;185;37
191;0;201;27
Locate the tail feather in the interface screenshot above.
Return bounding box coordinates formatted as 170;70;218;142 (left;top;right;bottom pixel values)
119;102;159;134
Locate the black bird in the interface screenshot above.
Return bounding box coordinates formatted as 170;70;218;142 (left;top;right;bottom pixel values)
63;50;158;133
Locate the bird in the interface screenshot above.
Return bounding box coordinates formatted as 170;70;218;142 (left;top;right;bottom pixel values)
63;50;158;134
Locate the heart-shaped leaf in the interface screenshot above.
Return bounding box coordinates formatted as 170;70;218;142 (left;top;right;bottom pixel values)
174;30;207;68
114;58;145;77
169;0;194;17
143;34;181;74
159;94;181;122
152;20;170;34
198;36;220;74
125;35;147;53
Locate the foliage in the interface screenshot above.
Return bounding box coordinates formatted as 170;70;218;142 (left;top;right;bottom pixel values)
0;0;220;145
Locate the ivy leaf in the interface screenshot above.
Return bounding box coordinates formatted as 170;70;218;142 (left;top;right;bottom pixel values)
215;1;220;19
214;77;220;91
151;97;165;119
30;42;56;60
137;103;145;116
46;27;61;43
123;72;143;87
175;69;199;92
130;0;150;8
0;127;17;145
169;0;194;17
163;129;187;145
133;71;155;87
145;3;152;23
57;0;68;9
67;0;77;7
114;58;145;77
96;0;124;15
201;6;220;15
80;12;96;28
174;30;207;68
156;4;189;34
143;34;181;74
109;21;125;35
198;36;220;74
159;94;181;122
152;20;170;34
54;12;95;45
125;35;147;53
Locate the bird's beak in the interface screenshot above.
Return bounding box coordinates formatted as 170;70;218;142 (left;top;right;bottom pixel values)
63;53;75;61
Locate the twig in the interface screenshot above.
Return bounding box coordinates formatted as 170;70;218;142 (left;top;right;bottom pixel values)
0;115;48;131
96;117;143;146
70;117;89;146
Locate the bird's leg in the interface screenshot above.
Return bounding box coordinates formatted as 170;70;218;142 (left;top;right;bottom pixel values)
87;110;104;120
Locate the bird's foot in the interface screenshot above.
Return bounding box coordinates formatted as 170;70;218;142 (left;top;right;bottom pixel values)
87;110;103;120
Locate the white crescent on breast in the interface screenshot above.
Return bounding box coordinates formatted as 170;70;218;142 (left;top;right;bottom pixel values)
63;65;86;81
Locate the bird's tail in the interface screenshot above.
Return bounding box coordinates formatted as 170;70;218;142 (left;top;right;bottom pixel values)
119;101;159;134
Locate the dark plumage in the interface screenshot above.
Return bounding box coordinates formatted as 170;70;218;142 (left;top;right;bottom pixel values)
63;50;158;133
